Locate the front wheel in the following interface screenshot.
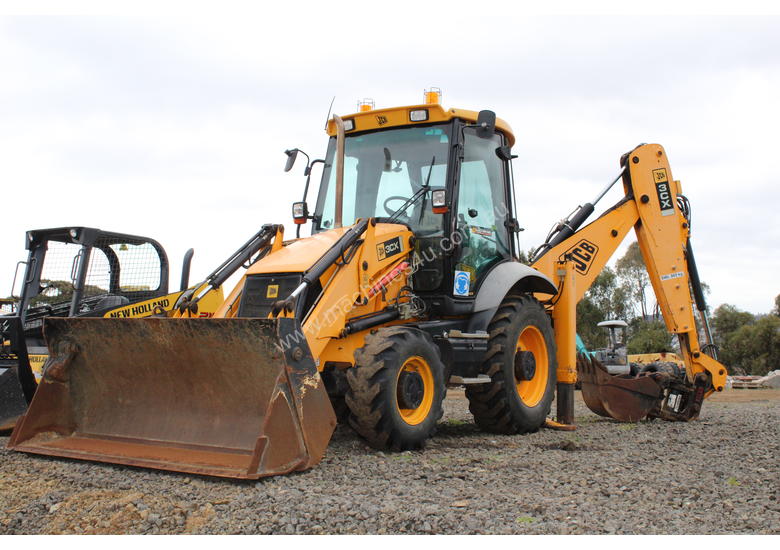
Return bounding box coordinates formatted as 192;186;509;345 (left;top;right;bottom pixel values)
466;294;557;434
345;326;446;451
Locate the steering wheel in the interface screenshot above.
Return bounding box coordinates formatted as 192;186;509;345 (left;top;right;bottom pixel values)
383;195;412;217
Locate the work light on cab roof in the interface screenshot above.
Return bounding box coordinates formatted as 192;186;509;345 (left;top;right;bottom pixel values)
357;98;374;112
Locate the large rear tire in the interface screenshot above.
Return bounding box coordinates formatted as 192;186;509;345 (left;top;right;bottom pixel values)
465;294;556;434
346;326;446;451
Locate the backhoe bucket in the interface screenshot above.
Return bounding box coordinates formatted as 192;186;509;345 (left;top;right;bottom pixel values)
577;354;663;422
8;317;336;479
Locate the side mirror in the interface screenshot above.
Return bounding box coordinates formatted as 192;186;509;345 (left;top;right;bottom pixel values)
476;110;496;139
496;145;517;161
431;189;448;214
284;149;299;172
292;201;309;224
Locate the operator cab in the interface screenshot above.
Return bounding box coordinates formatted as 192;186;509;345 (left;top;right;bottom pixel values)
299;95;520;310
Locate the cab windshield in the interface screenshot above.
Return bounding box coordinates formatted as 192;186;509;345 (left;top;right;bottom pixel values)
313;124;452;235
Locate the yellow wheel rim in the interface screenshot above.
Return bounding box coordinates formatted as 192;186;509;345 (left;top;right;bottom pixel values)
396;356;434;425
515;326;549;407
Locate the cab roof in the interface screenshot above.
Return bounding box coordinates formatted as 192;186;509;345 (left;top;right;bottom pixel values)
326;103;515;147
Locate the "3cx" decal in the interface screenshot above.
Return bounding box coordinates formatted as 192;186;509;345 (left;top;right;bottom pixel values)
652;168;675;216
376;237;402;261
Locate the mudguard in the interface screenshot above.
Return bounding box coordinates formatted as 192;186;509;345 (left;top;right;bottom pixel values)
473;262;557;313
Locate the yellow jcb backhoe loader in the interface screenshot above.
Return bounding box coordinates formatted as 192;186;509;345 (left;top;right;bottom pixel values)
9;91;727;479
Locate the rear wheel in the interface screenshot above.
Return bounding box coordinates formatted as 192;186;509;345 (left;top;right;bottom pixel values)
346;326;446;450
466;295;556;434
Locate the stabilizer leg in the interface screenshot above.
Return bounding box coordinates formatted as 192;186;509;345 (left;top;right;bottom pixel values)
549;260;577;430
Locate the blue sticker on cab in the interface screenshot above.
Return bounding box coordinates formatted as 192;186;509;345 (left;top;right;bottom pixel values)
453;270;470;296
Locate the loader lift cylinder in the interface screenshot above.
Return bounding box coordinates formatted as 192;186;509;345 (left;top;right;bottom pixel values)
302;218;369;287
284;218;370;314
184;225;279;311
201;225;279;294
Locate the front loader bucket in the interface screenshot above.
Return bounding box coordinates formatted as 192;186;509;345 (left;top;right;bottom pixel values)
8;317;336;479
577;354;663;422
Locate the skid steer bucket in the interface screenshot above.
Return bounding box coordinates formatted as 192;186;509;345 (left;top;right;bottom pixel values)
0;367;30;431
1;317;37;432
577;354;663;422
8;317;336;479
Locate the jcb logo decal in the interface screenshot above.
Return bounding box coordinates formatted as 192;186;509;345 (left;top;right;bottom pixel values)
652;168;675;216
376;237;402;261
565;239;598;275
376;115;388;126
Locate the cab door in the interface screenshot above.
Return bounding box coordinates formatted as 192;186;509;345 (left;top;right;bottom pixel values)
452;128;513;297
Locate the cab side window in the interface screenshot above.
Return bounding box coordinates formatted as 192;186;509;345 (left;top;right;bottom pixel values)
453;129;511;296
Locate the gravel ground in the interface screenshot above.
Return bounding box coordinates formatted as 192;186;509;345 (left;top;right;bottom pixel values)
1;389;778;535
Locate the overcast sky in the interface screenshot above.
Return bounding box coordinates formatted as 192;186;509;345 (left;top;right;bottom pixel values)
1;13;778;314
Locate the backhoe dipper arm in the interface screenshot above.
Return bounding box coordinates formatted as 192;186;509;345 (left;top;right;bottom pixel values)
532;144;728;406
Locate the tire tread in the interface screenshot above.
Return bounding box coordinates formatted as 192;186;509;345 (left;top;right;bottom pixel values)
465;295;556;434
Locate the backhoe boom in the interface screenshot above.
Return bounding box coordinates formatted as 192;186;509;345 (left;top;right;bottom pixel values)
532;144;727;424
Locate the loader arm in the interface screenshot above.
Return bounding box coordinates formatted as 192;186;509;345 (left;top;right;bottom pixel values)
218;219;415;360
531;144;727;422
